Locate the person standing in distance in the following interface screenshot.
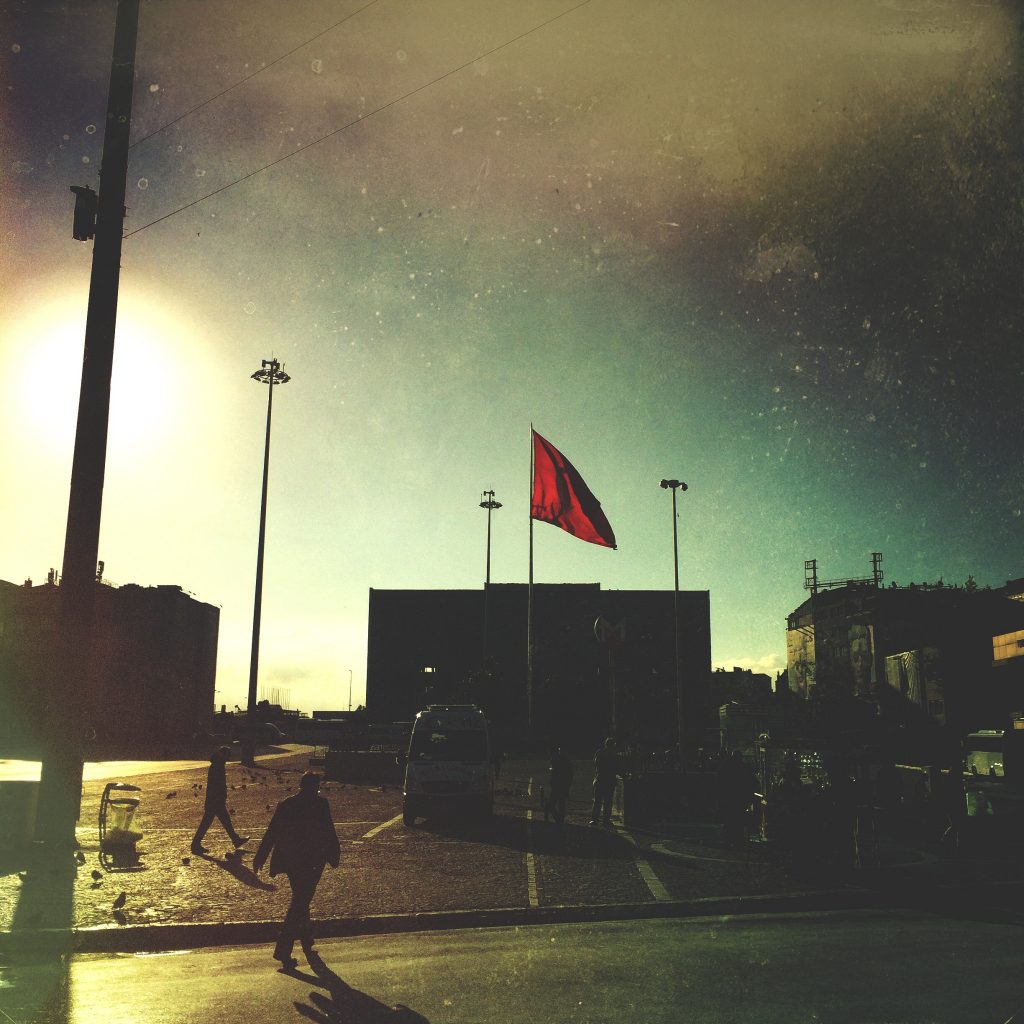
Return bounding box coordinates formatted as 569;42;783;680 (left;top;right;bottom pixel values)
590;737;619;827
253;771;340;970
191;746;248;854
545;745;574;827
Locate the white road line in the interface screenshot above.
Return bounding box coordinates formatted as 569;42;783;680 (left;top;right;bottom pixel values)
525;809;540;908
362;814;402;840
650;840;751;865
614;823;670;901
635;859;670;901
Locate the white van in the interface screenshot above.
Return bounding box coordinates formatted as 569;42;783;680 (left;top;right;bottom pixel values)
399;705;494;826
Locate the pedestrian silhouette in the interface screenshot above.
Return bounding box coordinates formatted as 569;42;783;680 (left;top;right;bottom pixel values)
545;746;574;827
770;754;812;875
717;750;757;847
589;737;619;826
253;771;340;970
191;746;248;854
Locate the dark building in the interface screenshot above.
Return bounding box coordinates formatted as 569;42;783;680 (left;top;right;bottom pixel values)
365;582;712;756
992;580;1024;708
786;566;1024;748
0;576;219;757
713;667;783;757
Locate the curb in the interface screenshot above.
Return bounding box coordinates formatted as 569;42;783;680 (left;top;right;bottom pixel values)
0;888;889;956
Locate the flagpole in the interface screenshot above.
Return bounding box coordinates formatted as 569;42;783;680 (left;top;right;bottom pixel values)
527;427;535;738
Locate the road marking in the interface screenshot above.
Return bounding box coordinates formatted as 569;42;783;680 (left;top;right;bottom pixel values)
525;809;540;908
362;814;402;840
613;824;670;901
650;840;754;865
635;860;670;901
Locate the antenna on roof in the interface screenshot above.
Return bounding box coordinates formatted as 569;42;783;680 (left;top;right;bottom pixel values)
871;552;884;587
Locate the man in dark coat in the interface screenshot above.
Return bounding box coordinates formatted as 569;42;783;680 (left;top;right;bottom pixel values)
253;771;340;970
191;746;248;854
589;737;619;826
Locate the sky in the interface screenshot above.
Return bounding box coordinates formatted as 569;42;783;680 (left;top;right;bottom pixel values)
2;0;1022;714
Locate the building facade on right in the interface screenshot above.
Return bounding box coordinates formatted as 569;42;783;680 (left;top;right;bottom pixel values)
786;565;1024;740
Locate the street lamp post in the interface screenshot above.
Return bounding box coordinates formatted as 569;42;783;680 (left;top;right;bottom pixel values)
348;669;353;712
660;478;688;766
242;357;290;767
479;490;502;669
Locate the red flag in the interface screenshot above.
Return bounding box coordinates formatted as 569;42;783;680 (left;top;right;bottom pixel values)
531;430;616;549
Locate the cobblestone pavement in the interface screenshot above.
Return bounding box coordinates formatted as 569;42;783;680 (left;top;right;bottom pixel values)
0;754;814;937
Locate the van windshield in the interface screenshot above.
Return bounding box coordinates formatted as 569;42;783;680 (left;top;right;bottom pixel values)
409;727;488;762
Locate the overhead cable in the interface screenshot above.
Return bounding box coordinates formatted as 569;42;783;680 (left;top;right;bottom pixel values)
129;0;381;150
124;0;594;238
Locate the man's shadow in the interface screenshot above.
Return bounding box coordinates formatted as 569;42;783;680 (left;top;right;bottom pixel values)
193;851;275;891
289;949;430;1023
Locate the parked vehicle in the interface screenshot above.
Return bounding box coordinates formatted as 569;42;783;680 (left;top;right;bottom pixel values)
234;720;287;745
398;705;494;826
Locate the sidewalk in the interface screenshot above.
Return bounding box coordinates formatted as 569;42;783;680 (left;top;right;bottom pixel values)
635;819;1024;921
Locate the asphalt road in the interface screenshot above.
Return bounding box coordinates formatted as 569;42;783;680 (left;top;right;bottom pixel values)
3;910;1022;1024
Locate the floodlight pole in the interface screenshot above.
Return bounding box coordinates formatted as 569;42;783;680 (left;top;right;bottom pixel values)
479;490;502;668
242;358;290;767
660;479;688;766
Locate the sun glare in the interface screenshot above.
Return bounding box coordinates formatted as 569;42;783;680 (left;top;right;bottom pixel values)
12;291;189;462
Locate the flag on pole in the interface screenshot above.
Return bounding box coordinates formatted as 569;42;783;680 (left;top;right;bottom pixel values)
530;429;617;549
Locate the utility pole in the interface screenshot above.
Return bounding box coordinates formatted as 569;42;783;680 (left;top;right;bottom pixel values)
35;0;140;846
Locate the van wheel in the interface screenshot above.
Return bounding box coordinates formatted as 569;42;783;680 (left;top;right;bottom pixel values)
403;807;416;827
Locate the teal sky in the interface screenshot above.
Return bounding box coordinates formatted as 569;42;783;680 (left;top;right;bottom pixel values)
2;0;1022;713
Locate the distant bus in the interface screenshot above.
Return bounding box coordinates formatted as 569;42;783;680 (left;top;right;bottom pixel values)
962;728;1024;844
398;705;494;826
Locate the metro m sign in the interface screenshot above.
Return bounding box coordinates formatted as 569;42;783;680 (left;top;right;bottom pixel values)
594;616;626;648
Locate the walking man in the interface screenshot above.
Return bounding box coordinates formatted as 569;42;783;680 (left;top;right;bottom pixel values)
253;772;340;970
589;737;619;826
191;746;248;855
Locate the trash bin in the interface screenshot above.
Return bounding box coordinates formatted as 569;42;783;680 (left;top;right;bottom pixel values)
99;782;143;849
0;780;39;847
